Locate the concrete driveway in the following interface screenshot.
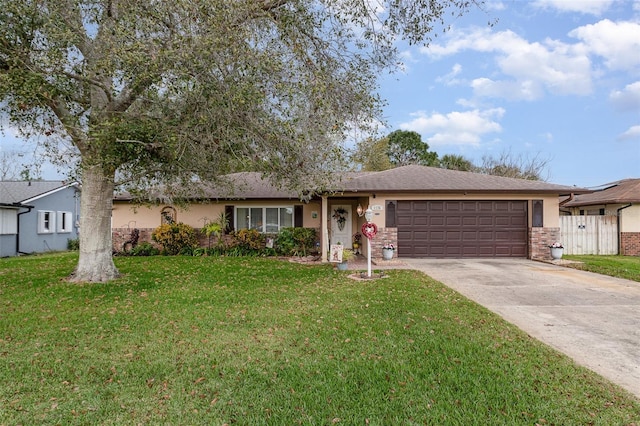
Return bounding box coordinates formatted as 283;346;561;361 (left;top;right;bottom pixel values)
403;258;640;399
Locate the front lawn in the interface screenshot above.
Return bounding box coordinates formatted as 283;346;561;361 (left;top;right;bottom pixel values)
1;253;639;425
564;254;640;282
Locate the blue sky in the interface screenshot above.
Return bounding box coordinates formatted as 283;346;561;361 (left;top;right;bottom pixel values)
1;0;639;188
379;0;640;187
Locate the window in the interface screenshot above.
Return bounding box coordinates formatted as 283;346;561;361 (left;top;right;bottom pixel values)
236;206;294;232
532;200;543;227
57;211;73;233
38;210;55;234
386;201;397;227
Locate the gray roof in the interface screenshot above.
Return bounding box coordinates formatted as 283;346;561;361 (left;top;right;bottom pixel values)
562;178;640;207
337;165;585;194
115;165;587;201
0;181;78;204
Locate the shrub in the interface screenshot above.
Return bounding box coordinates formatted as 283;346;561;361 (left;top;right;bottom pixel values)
274;228;295;255
275;227;317;256
152;223;199;255
129;242;159;256
192;247;207;257
67;238;80;251
228;229;265;255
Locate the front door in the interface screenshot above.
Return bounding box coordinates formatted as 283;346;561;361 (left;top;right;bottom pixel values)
330;205;352;247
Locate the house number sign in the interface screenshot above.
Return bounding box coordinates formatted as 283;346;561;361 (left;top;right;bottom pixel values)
361;222;378;240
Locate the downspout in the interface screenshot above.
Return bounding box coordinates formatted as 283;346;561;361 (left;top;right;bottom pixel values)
16;203;34;255
616;204;632;255
559;193;575;215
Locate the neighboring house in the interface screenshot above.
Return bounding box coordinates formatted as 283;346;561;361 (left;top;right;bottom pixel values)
113;165;586;261
0;181;80;257
561;178;640;256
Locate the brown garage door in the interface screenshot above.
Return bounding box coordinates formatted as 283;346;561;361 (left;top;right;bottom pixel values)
397;200;528;258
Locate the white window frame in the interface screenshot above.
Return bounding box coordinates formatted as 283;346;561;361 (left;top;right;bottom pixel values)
38;210;56;234
235;206;294;233
57;211;73;233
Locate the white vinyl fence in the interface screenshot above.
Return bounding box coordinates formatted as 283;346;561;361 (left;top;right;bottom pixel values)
559;216;618;255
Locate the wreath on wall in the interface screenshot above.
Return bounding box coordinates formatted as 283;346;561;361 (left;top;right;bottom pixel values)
332;207;348;231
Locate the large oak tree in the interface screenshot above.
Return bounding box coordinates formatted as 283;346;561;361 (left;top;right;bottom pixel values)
1;0;484;281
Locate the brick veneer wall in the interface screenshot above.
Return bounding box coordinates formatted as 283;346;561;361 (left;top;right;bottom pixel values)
112;227;239;252
370;227;398;259
529;227;560;261
112;228;157;252
621;232;640;256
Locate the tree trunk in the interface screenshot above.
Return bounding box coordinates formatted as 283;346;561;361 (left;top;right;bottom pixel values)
70;164;119;282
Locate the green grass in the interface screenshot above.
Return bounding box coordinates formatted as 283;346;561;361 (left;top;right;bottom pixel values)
564;254;640;282
1;253;639;425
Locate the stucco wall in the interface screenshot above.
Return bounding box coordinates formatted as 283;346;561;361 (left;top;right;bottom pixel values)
112;200;322;231
621;205;640;233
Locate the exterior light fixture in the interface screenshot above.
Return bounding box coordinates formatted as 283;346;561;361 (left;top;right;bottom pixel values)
364;207;373;223
356;204;364;217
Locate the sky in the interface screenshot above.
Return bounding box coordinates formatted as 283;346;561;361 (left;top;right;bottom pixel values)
379;0;640;187
1;0;639;188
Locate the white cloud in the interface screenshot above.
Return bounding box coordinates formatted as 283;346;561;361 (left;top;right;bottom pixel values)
422;28;592;100
471;78;544;101
399;108;505;147
570;20;640;71
617;125;640;141
485;1;506;11
532;0;615;16
436;63;463;86
610;81;640;111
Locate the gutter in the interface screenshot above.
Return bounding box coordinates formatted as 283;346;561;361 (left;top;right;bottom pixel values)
16;203;34;255
616;204;632;255
559;193;574;207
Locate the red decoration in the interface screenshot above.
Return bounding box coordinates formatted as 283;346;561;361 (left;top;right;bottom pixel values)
361;222;378;240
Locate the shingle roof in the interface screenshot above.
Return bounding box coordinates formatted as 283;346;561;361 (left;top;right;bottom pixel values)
0;181;78;204
116;165;586;201
203;172;304;199
562;178;640;207
336;165;584;194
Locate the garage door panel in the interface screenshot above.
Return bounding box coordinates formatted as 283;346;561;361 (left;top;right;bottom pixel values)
511;216;527;226
462;217;478;226
462;202;478;211
477;202;494;211
411;201;429;211
445;230;461;241
413;231;428;239
411;216;428;226
398;200;527;258
462;231;478;240
445;203;461;212
428;247;446;256
446;217;461;226
397;216;413;226
428;202;444;212
446;246;462;256
428;231;446;241
495;216;512;226
429;217;445;226
478;216;494;226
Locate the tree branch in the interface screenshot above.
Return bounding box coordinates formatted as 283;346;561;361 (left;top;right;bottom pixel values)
48;97;88;153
